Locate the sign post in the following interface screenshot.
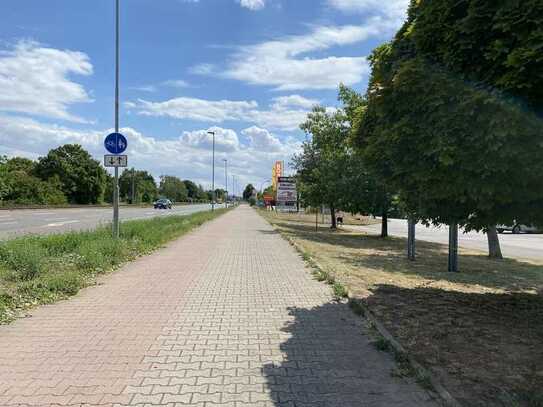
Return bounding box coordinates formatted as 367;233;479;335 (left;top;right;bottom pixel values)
104;131;127;239
105;0;124;238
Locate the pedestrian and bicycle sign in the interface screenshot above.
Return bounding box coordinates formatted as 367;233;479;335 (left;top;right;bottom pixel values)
104;132;127;154
104;154;128;167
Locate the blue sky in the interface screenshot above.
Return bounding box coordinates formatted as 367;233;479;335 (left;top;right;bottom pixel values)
0;0;408;190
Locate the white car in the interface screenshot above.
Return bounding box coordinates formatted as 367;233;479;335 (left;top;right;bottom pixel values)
496;224;540;234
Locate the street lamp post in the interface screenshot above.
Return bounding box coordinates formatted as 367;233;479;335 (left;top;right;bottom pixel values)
223;159;228;208
208;131;215;211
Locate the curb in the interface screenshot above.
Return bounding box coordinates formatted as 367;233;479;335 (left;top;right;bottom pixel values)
275;227;463;407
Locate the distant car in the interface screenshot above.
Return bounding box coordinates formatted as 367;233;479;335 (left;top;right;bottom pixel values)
496;223;540;234
154;199;172;209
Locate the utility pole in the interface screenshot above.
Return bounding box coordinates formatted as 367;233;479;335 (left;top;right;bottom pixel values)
223;159;228;208
208;131;215;211
131;167;135;204
112;0;120;238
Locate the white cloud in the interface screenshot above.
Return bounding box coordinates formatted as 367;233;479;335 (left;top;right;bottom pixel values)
162;79;189;88
130;85;158;93
242;126;283;152
128;94;318;131
327;0;410;26
130;80;189;93
212;24;383;90
0;115;301;190
182;127;240;152
189;63;215;75
238;0;266;10
132;98;258;123
271;95;320;110
0;41;93;122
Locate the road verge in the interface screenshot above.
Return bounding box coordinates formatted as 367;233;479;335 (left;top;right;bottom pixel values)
0;208;230;323
258;209;543;407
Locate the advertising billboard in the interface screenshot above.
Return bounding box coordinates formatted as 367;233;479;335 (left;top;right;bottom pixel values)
276;176;297;212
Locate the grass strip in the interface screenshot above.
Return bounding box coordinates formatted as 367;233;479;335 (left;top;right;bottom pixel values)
0;208;229;323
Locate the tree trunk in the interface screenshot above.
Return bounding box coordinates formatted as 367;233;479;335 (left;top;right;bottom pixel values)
381;211;388;238
487;225;503;259
407;218;416;261
330;205;337;229
448;222;459;272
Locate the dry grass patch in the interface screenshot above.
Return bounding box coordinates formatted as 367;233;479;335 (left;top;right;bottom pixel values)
267;210;381;227
260;210;543;407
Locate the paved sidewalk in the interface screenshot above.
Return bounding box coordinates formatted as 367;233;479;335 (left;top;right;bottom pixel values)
0;206;437;407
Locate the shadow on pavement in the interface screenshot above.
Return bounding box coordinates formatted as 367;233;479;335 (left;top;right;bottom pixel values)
261;303;435;407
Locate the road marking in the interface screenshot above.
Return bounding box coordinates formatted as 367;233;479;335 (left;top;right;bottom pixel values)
42;220;80;228
0;221;17;226
33;212;57;216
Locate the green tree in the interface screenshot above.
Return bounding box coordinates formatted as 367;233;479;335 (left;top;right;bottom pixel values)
243;184;255;201
103;173;114;204
159;175;188;202
0;156;11;202
35;144;107;204
119;169;157;203
214;189;226;202
338;84;394;237
293;106;353;229
5;157;35;174
355;0;543;266
0;156;66;205
183;180;205;201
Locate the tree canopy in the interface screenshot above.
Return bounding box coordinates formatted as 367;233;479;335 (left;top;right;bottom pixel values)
293;106;351;228
243;184;255;201
159;176;188;202
34;144;107;204
183;180;206;201
0;156;66;205
354;0;543;234
119;169;158;203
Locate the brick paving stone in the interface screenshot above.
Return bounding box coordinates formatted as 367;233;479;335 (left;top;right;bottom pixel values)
0;206;438;406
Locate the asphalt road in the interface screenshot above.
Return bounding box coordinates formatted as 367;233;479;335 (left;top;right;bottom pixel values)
0;204;223;239
354;219;542;262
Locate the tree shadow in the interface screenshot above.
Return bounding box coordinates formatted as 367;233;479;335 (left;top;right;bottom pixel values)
261;303;436;407
273;220;543;293
257;229;280;235
360;284;543;407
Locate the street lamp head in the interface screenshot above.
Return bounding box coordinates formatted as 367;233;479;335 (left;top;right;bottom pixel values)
207;131;215;135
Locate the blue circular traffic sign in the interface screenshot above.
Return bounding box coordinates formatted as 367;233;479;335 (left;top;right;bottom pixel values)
104;133;127;154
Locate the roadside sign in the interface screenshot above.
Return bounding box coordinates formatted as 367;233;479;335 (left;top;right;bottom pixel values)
104;132;128;154
263;193;274;205
104;154;128;167
276;176;297;212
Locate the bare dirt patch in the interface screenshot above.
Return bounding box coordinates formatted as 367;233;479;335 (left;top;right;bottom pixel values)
260;210;543;407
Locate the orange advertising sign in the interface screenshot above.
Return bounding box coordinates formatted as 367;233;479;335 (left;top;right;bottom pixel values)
272;161;283;191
